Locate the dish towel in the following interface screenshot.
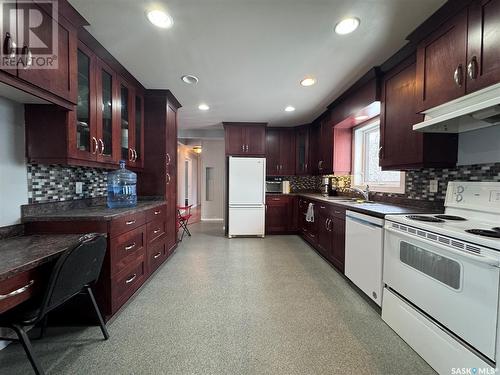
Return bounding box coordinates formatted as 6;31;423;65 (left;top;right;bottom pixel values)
305;203;314;223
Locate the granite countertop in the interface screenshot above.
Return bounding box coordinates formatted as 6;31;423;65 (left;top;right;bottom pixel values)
22;200;166;222
294;193;441;218
0;234;84;281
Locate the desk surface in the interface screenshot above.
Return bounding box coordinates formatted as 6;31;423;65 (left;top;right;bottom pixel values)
0;234;84;281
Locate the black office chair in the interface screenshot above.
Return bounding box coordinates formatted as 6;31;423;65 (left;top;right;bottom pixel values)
0;233;109;375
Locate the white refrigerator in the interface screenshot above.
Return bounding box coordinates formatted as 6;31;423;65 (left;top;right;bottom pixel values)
228;156;266;238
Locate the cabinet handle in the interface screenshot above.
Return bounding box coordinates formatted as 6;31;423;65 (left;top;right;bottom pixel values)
467;56;478;80
125;242;136;251
320;206;326;209
324;218;329;230
166;153;171;166
3;32;16;58
154;210;161;215
126;219;136;225
378;146;383;160
21;46;32;69
133;149;138;162
125;274;137;284
453;64;464;87
98;139;104;155
154;252;162;259
318;160;323;170
305;163;308;171
91;137;98;154
242;144;244;152
0;280;34;300
153;228;161;234
271;198;281;201
128;148;134;162
245;144;249;152
166;173;171;184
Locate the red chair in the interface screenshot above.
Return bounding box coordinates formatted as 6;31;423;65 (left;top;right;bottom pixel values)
177;205;193;241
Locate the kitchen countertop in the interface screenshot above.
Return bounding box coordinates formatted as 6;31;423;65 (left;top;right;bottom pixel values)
22;200;166;222
0;234;85;281
283;193;440;218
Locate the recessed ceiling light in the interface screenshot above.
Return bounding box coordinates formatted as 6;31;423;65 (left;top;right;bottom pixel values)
355;115;369;121
285;106;296;112
147;9;173;29
300;77;316;87
198;103;210;111
335;17;360;35
181;75;199;84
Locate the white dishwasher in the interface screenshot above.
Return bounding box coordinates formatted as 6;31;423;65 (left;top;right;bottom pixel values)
344;210;385;306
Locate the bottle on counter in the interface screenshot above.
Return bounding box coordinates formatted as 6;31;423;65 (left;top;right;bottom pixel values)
107;160;137;208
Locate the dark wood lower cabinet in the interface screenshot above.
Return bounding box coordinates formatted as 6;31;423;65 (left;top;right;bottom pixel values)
298;197;346;273
265;195;296;234
24;203;172;321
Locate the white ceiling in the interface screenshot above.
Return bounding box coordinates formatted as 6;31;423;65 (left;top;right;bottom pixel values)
69;0;446;130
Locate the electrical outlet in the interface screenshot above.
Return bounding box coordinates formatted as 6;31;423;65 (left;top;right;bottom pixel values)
429;180;438;193
76;182;83;194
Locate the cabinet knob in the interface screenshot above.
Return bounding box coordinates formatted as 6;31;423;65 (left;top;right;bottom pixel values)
453;64;463;87
21;46;32;69
92;137;98;155
3;32;16;58
98;139;105;155
467;56;478;80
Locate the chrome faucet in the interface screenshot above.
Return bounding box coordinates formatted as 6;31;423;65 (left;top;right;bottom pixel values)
350;185;370;201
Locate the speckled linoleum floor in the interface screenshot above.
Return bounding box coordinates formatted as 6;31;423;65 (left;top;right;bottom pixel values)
0;222;435;375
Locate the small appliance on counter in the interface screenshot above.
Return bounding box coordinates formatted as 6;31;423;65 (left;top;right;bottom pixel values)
320;177;330;196
266;177;283;194
282;180;291;194
107;160;137;208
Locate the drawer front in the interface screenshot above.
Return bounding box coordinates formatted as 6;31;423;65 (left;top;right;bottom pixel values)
147;219;166;244
0;268;44;314
110;212;146;238
111;225;146;276
148;240;167;274
331;205;346;219
146;204;167;223
266;195;290;204
111;254;146;312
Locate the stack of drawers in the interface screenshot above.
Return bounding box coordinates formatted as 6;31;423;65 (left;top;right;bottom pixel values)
108;204;168;315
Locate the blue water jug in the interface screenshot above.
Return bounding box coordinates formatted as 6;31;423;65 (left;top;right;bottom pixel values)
107;160;137;208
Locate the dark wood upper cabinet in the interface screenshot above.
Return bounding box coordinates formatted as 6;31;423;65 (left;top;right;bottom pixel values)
295;126;310;175
381;58;458;170
318;117;333;174
416;0;500;112
466;0;500;93
416;9;468;112
266;128;295;176
224;123;266;156
95;58;120;164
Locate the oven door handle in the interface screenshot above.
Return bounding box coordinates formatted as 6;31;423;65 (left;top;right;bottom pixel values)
385;227;500;268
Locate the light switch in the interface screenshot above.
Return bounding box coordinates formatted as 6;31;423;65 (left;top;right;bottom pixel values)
76;181;83;194
429;180;438;193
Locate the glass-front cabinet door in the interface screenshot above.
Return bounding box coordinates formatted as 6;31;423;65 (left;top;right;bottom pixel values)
96;59;118;164
72;43;97;161
133;94;144;167
120;82;133;164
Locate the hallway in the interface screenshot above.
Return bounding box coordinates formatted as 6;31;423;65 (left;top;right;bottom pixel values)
0;223;434;374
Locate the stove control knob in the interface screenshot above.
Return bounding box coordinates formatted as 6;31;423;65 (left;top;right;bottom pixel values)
456;194;463;203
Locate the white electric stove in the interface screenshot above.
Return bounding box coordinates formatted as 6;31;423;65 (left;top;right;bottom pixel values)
382;182;500;374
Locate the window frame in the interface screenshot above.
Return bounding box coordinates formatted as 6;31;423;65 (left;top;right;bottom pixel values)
352;118;406;194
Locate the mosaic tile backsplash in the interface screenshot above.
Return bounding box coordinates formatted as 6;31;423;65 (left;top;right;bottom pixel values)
27;164;108;203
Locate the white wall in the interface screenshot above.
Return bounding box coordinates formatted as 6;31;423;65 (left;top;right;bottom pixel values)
201;140;225;221
458;126;500;166
0;97;27;226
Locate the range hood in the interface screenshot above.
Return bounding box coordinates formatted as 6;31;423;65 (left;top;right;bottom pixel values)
413;83;500;133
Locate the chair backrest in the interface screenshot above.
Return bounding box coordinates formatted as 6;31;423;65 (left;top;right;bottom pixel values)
38;233;107;318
